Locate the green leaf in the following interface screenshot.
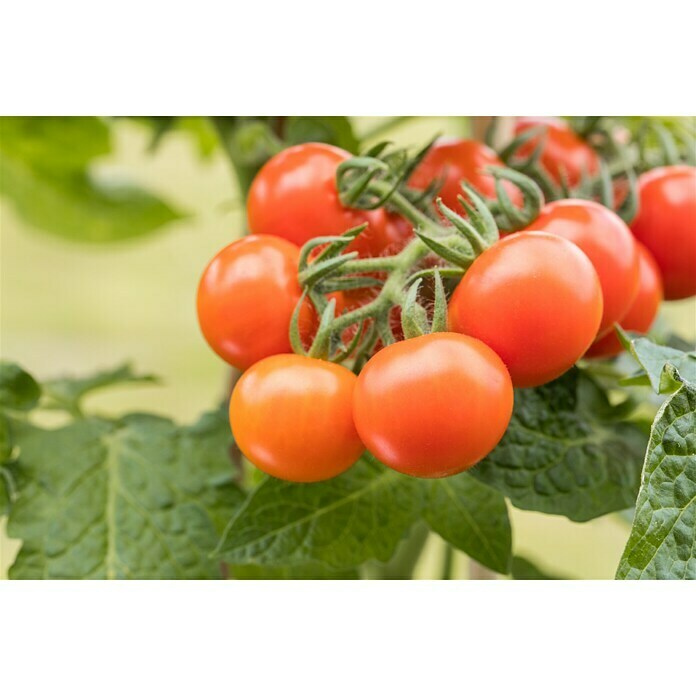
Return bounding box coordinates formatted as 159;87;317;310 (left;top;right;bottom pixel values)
215;455;424;569
424;474;512;574
619;332;696;394
510;555;568;580
0;361;41;411
230;563;360;580
7;409;244;579
285;117;359;153
0;116;183;243
43;363;158;414
472;370;647;522
616;382;696;579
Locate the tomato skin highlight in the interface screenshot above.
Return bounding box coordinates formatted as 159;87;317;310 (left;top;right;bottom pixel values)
448;232;603;388
523;199;640;338
408;138;523;214
353;333;514;478
247;142;389;256
586;242;664;358
630;165;696;300
514;116;600;187
230;354;364;483
197;235;311;371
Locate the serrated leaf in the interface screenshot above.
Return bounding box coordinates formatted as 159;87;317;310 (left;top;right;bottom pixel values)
0;361;41;411
616;382;696;579
0;116;183;243
7;409;243;579
620;333;696;394
215;456;424;569
424;474;512;574
472;370;647;522
43;363;158;414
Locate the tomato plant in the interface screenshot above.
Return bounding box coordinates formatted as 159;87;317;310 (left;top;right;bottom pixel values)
524;199;640;337
630;165;696;300
353;333;513;478
2;116;695;583
230;354;363;482
448;231;603;387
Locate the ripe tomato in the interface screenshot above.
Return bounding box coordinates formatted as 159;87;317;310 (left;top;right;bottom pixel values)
353;333;513;478
408;138;523;214
448;232;603;388
230;354;364;482
382;212;414;253
247;142;389;257
524;199;640;337
197;235;312;370
630;165;696;300
586;243;663;358
514;117;600;187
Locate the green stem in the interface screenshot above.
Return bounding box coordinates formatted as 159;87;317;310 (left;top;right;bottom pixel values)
441;543;454;580
365;523;431;580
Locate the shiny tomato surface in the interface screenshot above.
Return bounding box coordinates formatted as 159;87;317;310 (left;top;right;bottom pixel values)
448;232;603;387
197;235;310;370
247;142;389;256
514;116;600;187
230;354;364;482
353;333;513;478
586;242;663;358
524;199;640;337
630;165;696;300
408;138;523;214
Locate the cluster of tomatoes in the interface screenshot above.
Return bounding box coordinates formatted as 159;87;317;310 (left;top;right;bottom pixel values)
197;125;696;484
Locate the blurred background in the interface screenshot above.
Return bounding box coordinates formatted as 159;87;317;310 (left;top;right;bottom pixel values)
1;116;694;579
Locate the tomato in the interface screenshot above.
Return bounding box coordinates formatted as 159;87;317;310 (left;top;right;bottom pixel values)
514;116;600;187
630;165;696;300
197;235;313;370
448;232;603;388
247;142;390;257
230;354;364;482
353;333;513;478
586;243;663;358
408;138;523;214
524;199;640;337
382;212;414;253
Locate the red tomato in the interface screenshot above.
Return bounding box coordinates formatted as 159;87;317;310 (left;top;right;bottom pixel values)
230;354;364;482
448;232;603;388
514;117;600;187
408;138;523;214
197;235;312;370
524;199;640;337
382;212;414;254
586;243;664;358
630;165;696;300
353;333;513;478
247;142;389;257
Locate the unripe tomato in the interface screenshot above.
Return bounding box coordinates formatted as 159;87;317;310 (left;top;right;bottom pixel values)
197;235;312;370
448;232;603;388
247;142;390;257
408;138;523;214
630;165;696;300
514;116;600;187
353;333;513;478
524;199;640;337
230;354;364;482
586;243;664;358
